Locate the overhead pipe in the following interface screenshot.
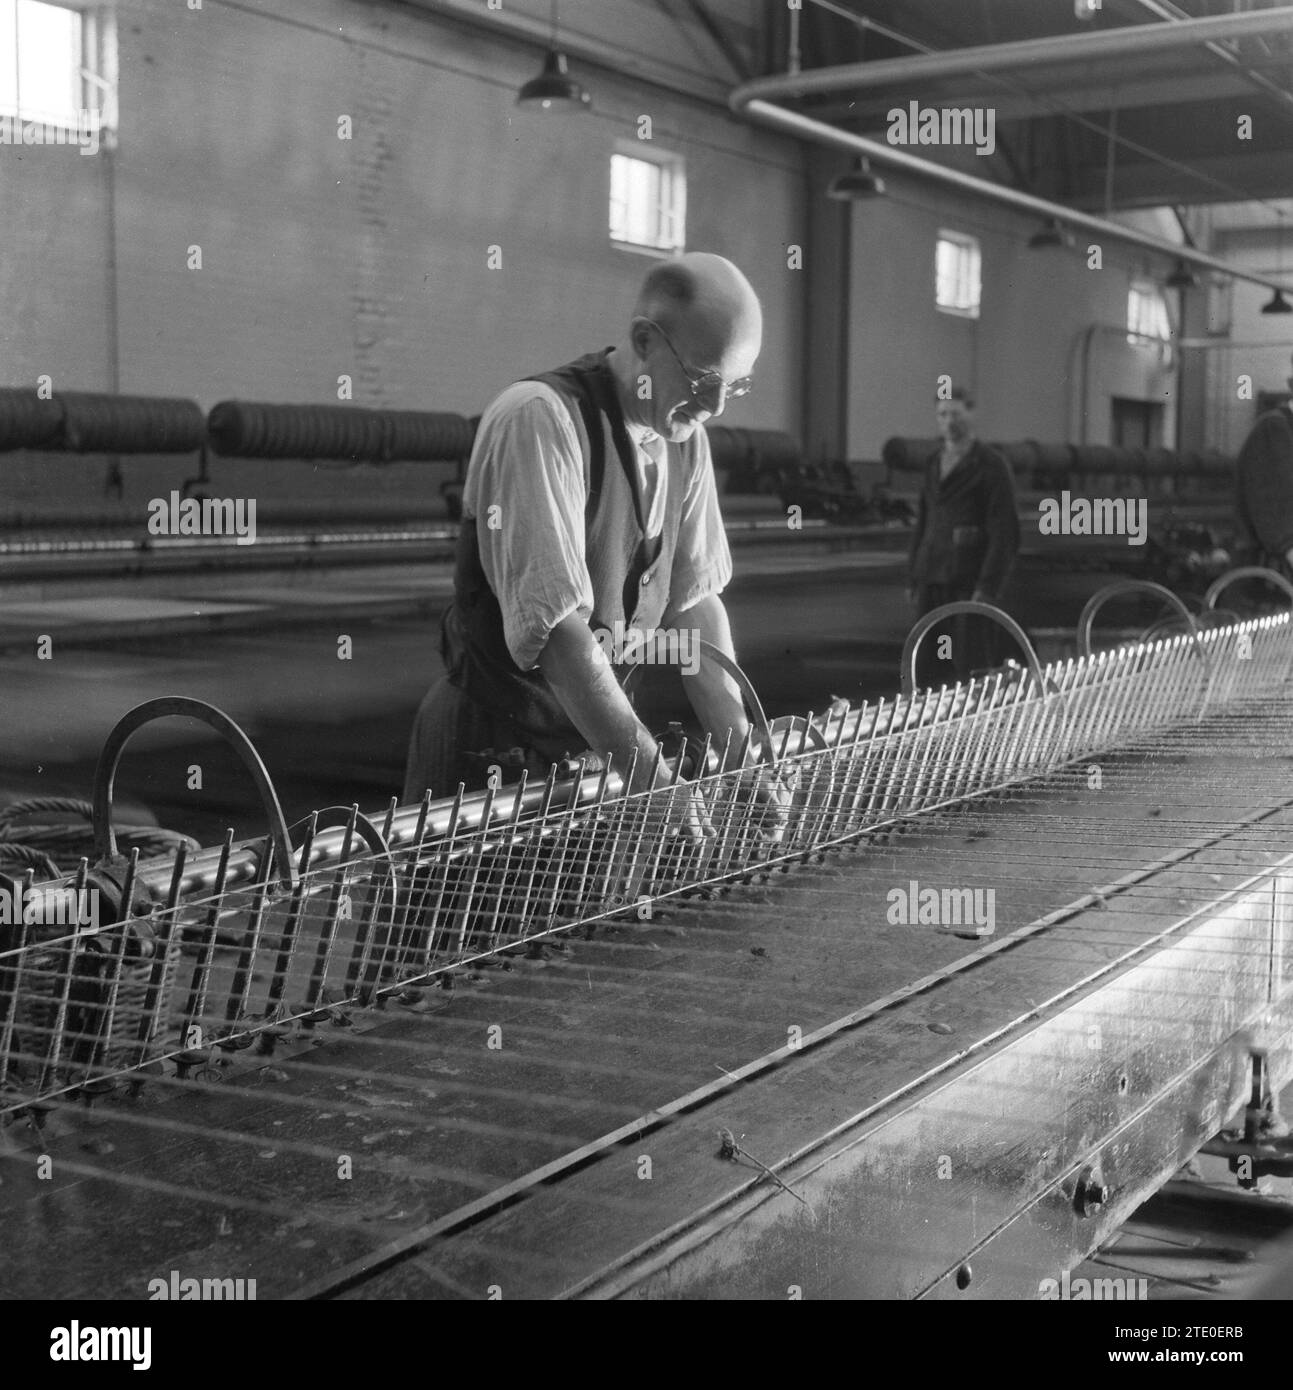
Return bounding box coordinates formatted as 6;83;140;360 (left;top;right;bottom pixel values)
729;8;1293;293
734;7;1293;105
800;0;1272;211
1128;0;1293;122
730;99;1291;296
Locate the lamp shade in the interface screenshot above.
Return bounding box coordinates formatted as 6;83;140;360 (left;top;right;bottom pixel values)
826;158;886;200
1166;260;1198;290
1028;219;1075;250
517;49;592;111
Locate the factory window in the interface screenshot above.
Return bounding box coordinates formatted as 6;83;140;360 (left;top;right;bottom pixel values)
610;147;686;256
1127;280;1172;346
0;0;86;127
935;231;981;318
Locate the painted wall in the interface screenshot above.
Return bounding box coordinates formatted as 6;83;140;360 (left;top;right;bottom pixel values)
0;0;804;523
845;174;1178;461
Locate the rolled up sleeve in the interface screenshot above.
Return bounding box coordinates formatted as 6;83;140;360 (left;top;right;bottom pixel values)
668;428;732;616
464;384;594;670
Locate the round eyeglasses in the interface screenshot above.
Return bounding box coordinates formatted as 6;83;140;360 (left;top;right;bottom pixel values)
645;320;753;402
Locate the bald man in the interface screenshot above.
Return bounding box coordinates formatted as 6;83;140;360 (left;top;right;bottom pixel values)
403;253;768;805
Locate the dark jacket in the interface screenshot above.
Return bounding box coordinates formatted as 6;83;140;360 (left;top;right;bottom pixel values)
1236;406;1293;561
908;440;1019;600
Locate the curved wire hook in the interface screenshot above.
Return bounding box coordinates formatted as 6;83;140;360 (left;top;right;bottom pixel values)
1076;579;1206;665
900;600;1045;698
618;637;777;767
92;697;297;893
1203;565;1293;614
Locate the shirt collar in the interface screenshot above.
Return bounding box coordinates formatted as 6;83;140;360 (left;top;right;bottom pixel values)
936;439;976;469
625;418;665;459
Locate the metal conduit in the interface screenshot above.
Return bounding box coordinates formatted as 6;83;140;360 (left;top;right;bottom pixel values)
736;8;1293;106
735;100;1290;296
730;9;1293;295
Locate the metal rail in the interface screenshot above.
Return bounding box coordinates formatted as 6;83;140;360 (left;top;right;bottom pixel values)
2;587;1290;1121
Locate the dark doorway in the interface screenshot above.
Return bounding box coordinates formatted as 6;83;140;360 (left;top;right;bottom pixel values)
1111;397;1165;449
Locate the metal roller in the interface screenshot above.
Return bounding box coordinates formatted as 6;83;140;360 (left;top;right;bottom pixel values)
0;388;205;454
0;389;65;451
58;392;207;454
207;399;475;462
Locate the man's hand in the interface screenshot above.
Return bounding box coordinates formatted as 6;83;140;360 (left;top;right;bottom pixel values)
649;763;716;842
603;768;714;913
738;758;793;842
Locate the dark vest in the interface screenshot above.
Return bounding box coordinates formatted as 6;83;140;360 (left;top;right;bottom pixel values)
441;350;686;757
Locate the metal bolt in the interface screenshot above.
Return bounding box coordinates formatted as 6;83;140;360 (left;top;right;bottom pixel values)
1074;1162;1109;1216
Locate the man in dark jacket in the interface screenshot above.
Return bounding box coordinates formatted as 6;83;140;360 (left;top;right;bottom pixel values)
907;387;1020;685
1236;357;1293;571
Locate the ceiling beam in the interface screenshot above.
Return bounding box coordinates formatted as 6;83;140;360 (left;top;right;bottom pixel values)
677;0;751;82
804;69;1261;125
734;6;1293;105
1123;0;1293;128
1058;150;1293;211
406;0;733;111
736;98;1289;293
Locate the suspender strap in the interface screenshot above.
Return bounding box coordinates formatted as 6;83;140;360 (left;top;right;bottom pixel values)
525;353;663;620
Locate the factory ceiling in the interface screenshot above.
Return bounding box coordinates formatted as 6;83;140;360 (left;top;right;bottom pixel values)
411;0;1293;227
782;0;1293;213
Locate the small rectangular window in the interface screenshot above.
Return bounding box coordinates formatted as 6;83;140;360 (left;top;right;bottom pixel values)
610;147;686;256
1;0;84;128
936;231;981;318
1127;280;1172;346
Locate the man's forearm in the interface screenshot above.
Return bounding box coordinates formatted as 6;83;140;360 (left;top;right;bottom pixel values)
537;615;663;788
677;596;753;762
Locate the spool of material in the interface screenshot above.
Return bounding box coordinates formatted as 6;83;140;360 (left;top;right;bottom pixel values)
881;437;940;473
59;393;206;453
207;400;475;463
0;390;70;451
1031;442;1077;477
707;426;800;474
0;388;204;454
384;409;476;462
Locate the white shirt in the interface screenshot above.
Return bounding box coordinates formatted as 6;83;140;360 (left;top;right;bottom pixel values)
463;381;731;670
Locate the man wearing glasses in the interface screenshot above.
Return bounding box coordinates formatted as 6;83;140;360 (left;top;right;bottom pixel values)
403;252;771;816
